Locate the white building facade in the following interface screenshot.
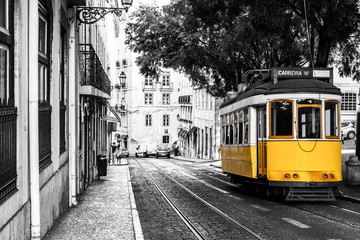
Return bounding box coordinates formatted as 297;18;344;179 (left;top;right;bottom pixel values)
177;77;222;160
333;72;360;124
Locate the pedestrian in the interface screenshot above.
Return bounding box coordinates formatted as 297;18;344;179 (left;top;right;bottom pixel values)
114;142;122;165
111;142;118;165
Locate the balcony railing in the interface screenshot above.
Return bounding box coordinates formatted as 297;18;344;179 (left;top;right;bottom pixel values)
160;82;173;91
0;107;17;203
79;44;111;95
142;82;156;91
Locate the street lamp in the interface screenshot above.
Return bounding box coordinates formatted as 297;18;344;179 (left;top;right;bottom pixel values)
77;0;134;25
119;71;126;88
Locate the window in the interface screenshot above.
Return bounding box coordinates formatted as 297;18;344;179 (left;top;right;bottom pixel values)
297;99;321;139
0;0;17;202
162;72;170;86
144;76;153;86
270;100;293;138
0;1;8;32
229;113;234;144
325;101;339;138
145;114;152;126
234;112;238;144
59;28;66;153
238;111;243;144
163;135;169;143
144;93;153;104
38;0;52;169
163;114;169;126
162;93;170;105
222;126;225;144
341;93;357;111
0;43;9;104
244;108;249;143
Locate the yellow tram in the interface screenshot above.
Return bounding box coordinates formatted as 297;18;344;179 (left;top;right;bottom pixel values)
220;67;342;201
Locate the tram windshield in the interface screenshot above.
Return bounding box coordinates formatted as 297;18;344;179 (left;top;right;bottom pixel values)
297;99;321;139
270;100;293;138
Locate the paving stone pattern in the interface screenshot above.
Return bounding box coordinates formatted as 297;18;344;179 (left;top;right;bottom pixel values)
129;164;197;240
43;166;135;240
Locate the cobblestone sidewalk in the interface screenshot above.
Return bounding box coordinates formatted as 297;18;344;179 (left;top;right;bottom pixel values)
43;165;143;240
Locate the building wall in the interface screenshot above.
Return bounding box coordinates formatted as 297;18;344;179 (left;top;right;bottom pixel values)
333;71;360;123
0;0;85;238
126;63;181;154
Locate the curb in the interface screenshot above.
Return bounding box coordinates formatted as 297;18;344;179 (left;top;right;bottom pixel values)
127;166;144;240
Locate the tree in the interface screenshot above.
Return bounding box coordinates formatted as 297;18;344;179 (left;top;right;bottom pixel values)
126;0;360;97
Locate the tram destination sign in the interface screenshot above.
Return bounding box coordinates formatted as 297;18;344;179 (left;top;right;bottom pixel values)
272;67;333;83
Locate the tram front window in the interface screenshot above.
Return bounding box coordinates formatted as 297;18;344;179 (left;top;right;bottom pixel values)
298;106;321;139
270;100;293;138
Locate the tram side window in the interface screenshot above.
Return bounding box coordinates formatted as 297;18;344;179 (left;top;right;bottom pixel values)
325;101;339;138
244;108;249;143
238;111;244;144
226;125;230;144
229;124;234;144
222;126;225;144
270;101;293;138
234;112;238;144
238;122;243;144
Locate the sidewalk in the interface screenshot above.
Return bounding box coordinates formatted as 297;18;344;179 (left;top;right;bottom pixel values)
43;164;143;240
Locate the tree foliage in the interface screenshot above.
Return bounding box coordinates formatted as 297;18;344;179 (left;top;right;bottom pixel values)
126;0;360;97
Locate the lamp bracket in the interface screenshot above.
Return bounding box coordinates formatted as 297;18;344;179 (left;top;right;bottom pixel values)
77;6;129;25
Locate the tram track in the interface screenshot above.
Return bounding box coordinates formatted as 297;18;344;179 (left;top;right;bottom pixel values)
155;158;360;231
133;158;265;240
174;162;360;230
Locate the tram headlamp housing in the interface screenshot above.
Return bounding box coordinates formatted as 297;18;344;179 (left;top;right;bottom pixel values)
329;173;334;179
293;174;299;179
323;173;328;179
285;173;291;179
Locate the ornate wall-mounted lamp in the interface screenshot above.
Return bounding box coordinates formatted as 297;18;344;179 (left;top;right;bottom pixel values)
77;0;133;24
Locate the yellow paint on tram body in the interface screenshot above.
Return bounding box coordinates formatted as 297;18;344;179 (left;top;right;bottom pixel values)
221;140;342;182
221;145;256;178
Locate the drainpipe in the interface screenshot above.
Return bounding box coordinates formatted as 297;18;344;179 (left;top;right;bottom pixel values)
68;8;78;206
28;1;41;239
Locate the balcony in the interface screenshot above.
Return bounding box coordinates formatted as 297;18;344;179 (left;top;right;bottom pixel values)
179;95;192;105
79;44;111;96
142;83;156;91
160;82;173;92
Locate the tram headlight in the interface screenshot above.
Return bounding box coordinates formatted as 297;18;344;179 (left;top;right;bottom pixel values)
329;173;334;179
323;173;328;179
293;173;299;179
285;173;291;179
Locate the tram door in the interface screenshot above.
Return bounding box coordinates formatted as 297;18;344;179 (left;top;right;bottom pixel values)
257;107;267;177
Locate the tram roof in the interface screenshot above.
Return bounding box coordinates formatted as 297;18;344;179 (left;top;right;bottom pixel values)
220;78;342;109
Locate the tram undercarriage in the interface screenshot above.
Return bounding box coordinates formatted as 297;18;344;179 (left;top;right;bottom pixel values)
228;173;340;201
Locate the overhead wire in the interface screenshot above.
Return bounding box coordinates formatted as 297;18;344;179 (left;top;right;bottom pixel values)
296;0;320;153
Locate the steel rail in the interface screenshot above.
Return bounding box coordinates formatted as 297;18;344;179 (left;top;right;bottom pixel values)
134;159;206;240
135;159;264;240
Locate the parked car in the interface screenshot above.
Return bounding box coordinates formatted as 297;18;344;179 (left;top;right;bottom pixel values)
341;121;356;139
120;148;129;157
155;144;171;158
135;143;157;157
